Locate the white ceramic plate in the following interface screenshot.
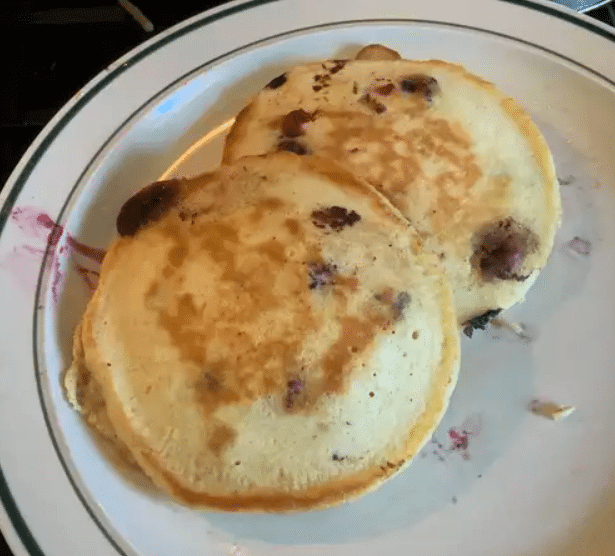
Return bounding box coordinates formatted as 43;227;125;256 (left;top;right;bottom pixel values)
1;1;615;555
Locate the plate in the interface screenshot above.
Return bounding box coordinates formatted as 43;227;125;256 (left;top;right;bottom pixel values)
1;1;615;555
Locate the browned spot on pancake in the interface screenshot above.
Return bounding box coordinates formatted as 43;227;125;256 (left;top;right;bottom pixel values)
116;180;180;237
179;206;215;226
153;216;323;417
352;82;359;94
281;109;316;138
359;93;386;114
168;243;189;268
265;73;287;89
374;287;395;305
277;139;309;155
249;197;285;223
197;371;222;393
284;218;300;235
424;118;471;149
333;275;359;291
400;74;440;101
472;218;538;281
319;110;495;247
208;423;237;457
311;206;361;231
146;281;159;299
321;311;388;393
198;221;240;279
258;239;286;263
312;85;323;92
374;83;395;96
158;292;208;366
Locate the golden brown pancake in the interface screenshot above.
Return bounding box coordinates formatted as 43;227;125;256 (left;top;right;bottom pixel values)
65;153;459;512
222;46;561;328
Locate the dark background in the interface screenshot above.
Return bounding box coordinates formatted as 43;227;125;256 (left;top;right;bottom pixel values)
0;1;613;554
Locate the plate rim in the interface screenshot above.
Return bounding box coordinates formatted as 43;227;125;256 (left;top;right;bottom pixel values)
2;1;615;555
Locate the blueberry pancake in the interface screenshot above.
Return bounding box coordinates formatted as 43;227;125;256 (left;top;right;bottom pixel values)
64;153;459;512
223;45;561;327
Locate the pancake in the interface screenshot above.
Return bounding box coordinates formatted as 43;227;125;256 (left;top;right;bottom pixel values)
222;46;561;327
65;153;459;512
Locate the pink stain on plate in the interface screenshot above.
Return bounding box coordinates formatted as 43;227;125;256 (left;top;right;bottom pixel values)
3;206;106;300
429;414;482;462
566;236;591;257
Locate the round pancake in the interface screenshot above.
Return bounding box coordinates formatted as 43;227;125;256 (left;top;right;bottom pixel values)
73;153;459;512
222;46;561;326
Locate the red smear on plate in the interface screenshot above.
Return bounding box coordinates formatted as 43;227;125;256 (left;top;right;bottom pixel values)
5;206;106;300
428;414;482;462
566;236;591;257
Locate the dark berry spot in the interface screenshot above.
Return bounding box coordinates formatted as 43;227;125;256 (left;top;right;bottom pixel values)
375;289;410;320
266;73;287;89
473;218;538;281
462;309;502;338
281;109;316;138
277;139;308;155
287;378;303;394
392;291;411;320
359;93;386;114
235;460;241;465
329;59;347;74
400;74;440;101
332;453;346;461
374;83;395;96
307;262;337;289
311;206;361;231
412;330;419;340
369;392;375;397
284;378;304;410
116;179;180;237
